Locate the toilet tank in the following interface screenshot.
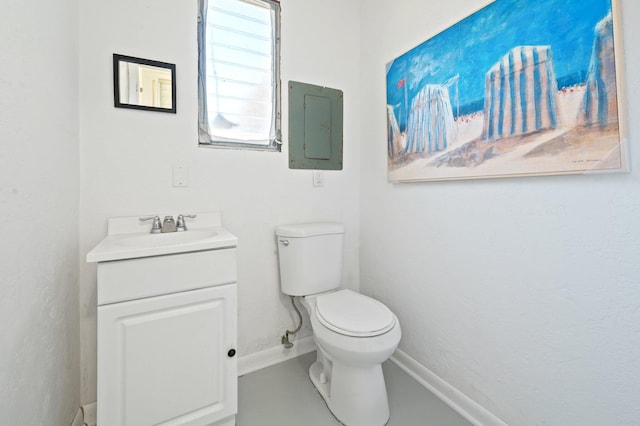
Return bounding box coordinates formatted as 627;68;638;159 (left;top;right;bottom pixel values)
275;222;344;296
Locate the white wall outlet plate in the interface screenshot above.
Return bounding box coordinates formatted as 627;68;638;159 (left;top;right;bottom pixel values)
173;164;189;187
313;170;324;187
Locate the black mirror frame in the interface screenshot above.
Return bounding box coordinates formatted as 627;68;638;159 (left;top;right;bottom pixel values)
113;54;177;114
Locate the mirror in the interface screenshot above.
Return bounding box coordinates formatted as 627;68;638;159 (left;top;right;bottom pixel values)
113;54;176;113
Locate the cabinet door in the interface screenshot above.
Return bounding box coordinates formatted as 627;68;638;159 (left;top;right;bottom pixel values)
98;284;237;426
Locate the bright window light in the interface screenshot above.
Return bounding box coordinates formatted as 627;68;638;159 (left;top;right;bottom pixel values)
198;0;281;150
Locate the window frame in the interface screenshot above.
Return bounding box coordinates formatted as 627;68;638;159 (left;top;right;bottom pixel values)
197;0;282;151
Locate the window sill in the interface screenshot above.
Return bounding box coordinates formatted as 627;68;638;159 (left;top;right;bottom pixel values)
198;142;282;152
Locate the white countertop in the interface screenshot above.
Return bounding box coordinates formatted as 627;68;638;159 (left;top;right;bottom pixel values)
86;212;238;263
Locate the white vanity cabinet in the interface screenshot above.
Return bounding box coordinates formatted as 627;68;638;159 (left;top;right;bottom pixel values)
88;213;238;426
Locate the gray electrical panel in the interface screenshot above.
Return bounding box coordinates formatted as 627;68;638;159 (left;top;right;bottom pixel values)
288;81;343;170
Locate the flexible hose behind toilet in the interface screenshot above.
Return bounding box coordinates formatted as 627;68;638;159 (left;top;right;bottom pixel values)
281;296;302;348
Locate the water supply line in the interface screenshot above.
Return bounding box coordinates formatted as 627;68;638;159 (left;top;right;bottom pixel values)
281;296;302;349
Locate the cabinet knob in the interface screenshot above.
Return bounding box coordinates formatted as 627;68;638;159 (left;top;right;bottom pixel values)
227;349;236;358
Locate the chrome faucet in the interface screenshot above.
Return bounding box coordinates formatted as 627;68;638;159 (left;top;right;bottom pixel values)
161;216;177;233
140;214;197;233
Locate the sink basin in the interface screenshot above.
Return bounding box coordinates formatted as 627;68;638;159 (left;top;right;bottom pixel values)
113;229;219;249
87;223;237;263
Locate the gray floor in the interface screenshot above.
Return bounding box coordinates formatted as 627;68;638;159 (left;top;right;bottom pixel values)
237;351;472;426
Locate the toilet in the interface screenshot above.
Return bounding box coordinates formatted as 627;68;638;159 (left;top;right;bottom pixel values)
276;222;401;426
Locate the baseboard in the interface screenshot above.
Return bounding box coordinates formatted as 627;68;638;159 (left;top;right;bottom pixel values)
81;402;97;426
238;336;317;376
390;349;507;426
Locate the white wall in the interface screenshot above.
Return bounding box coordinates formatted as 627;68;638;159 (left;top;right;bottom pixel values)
79;0;361;403
0;0;80;424
359;1;640;425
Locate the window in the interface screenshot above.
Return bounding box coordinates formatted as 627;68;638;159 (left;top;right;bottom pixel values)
198;0;281;150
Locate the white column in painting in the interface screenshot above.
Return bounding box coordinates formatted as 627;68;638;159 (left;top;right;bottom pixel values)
405;84;457;154
482;45;559;141
579;12;618;128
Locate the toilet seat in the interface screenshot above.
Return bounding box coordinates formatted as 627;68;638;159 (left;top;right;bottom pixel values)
315;290;395;337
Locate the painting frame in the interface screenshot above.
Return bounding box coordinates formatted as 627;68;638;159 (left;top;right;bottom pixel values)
386;0;628;182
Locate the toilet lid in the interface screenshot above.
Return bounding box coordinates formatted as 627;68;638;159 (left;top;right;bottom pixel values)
315;289;395;337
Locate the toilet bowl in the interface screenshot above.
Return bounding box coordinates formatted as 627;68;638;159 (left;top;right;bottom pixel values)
303;291;401;426
275;223;401;426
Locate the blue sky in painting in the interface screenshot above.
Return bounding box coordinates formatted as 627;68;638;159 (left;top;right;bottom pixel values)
386;0;613;125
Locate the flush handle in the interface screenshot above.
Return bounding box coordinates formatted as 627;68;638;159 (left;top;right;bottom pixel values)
279;239;289;246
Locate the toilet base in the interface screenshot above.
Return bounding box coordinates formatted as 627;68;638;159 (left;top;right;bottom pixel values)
308;350;390;426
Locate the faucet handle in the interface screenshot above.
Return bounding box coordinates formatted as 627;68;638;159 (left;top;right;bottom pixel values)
176;214;197;232
139;215;162;233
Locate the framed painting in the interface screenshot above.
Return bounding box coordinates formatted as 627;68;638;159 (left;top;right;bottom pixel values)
386;0;628;182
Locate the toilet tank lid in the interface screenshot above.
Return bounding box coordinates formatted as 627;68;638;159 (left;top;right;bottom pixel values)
276;222;344;238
